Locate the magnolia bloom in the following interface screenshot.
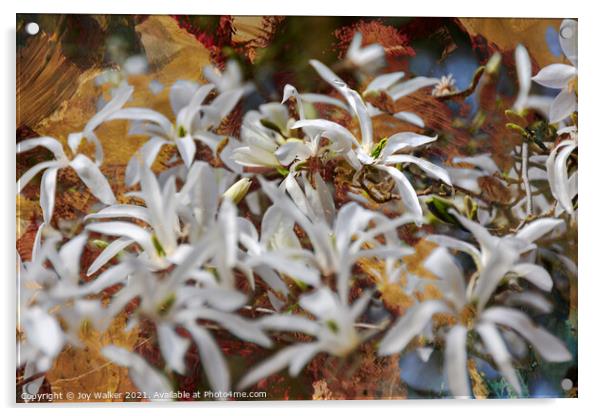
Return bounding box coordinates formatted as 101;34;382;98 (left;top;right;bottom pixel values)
379;245;571;398
238;287;373;389
84;165;186;271
111;80;242;184
258;175;415;301
344;32;385;74
17;138;116;223
427;211;564;313
203;59;253;95
295;60;451;219
532;19;578;123
546;126;578;215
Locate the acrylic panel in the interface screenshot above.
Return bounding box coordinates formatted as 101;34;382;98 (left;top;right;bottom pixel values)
16;14;577;402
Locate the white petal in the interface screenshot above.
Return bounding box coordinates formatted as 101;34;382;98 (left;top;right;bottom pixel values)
186;325;230;394
69;154;116;204
532;64;576;89
169;80;200;115
425;247;466;309
102;346;173;400
392;111;425;128
299;93;348;110
515;218;563;243
476;323;521;395
549;89;577;123
40;167;58;223
378;300;449;356
109;107;173;137
513;44;532;111
275;141;312;165
291;119;359;149
289;343;322;376
299;288;339;318
21;307;64;357
17;137;66;160
364;72;405;95
157;323;190;375
86;84;133;133
426;235;482;268
87;237;134;276
387;77;440;101
85;221;154;254
196;309;272;347
381;132;437;159
259;314;321;336
376;165;422;219
510;263;553;291
17;161;62;194
385;154;451;186
175;134;196;168
445;325;470;398
237;344;306;390
85;204;150;223
481;307;571;362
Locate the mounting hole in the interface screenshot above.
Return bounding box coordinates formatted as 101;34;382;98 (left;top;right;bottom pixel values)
25;22;39;35
560;26;574;40
561;378;573;391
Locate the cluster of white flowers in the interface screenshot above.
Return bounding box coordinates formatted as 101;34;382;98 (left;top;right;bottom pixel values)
17;21;577;400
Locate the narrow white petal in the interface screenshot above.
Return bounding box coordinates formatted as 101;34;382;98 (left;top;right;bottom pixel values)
102;346;173;400
85;204;150;223
186;325;230;394
385;154;451;186
40;167;58;223
510;263;553;291
387;77;440;101
515;218;563;243
549;89;577;124
376;165;422;219
392;111;425;128
445;325;470;398
237;344;305;390
364;72;405;95
69;154;116;204
476;323;521;395
157;323;190;375
481;307;571;362
87;237;134;276
17;137;66;160
378;300;449;356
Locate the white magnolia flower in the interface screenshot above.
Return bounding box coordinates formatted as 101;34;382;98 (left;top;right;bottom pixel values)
379;245;571;398
532;19;578;123
546;126;578;215
238;287;373;389
203;59;253;95
427;211;564;313
258;175;415;301
17;138;116;223
111;80;242;183
85;165;185;271
295;60;451;219
344;32;385;74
